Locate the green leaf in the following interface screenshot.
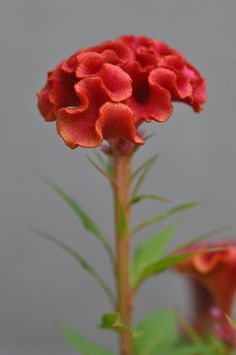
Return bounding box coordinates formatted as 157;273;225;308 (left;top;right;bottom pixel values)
131;154;159;197
87;156;114;183
132;221;180;286
93;150;107;170
135;252;191;288
98;312;127;333
134;201;201;234
31;228;115;306
225;315;236;329
130;194;170;205
42;177;113;259
136;246;227;288
209;335;228;354
176;313;202;343
131;154;159;181
172;226;232;255
98;313;142;338
60;325;115;355
134;310;178;355
170;344;215;355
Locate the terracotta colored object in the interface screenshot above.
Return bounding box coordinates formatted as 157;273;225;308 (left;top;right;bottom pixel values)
176;242;236;344
37;35;207;149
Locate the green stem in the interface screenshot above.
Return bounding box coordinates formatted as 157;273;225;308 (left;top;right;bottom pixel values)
113;152;133;355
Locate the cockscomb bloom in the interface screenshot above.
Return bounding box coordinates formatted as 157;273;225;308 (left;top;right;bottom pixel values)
176;242;236;346
37;35;207;149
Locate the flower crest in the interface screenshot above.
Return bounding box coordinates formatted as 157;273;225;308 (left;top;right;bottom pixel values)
37;35;207;149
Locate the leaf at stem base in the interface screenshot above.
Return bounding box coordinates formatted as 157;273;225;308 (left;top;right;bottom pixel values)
59;325;115;355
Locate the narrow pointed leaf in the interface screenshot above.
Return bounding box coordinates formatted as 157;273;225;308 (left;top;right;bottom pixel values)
98;313;141;338
130;194;170;205
136;247;227;288
93;150;107;170
131;154;159;181
107;162;113;177
225;315;236;330
170;344;216;355
93;150;113;177
98;312;127;333
42;177;113;258
87;156;115;184
175;226;232;252
176;312;202;343
31;228;115;306
208;336;227;355
132;221;180;286
134;201;201;234
134;310;178;355
131;155;159;196
93;151;114;177
60;325;115;355
135;252;191;289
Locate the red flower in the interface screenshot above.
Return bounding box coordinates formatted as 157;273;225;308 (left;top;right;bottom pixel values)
176;242;236;345
37;35;207;149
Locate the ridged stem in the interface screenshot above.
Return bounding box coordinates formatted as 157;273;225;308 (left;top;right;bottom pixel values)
113;152;133;355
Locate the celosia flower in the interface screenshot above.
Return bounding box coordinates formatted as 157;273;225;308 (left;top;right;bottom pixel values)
37;35;207;149
176;242;236;345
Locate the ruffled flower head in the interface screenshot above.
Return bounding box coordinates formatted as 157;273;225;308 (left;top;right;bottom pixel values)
37;35;207;149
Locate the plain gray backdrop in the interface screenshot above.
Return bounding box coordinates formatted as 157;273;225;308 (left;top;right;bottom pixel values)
1;0;236;354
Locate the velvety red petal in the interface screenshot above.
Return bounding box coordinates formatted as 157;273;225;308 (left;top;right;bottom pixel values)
123;60;151;80
159;54;186;71
47;66;79;111
101;41;132;63
74;76;109;112
181;63;207;112
76;52;103;77
96;102;144;144
86;40;132;63
37;82;56;122
56;108;102;148
127;83;173;122
118;35;153;52
49;77;78;110
149;68;192;99
136;46;158;67
116;35;136;50
123;61;172;122
192;79;207;112
61;53;79;73
193;252;225;274
206;271;236;314
153;41;178;56
182;64;199;80
122;60;152;100
98;63;132;101
56;77;111;148
100;49;122;64
84;40;112;53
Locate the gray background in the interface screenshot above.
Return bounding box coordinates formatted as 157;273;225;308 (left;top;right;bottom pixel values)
1;0;236;354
